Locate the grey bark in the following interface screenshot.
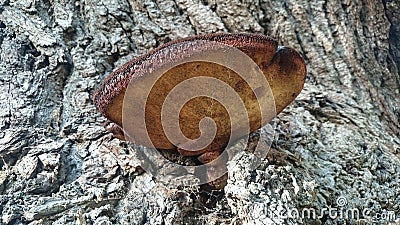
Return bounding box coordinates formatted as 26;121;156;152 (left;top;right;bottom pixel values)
0;0;399;225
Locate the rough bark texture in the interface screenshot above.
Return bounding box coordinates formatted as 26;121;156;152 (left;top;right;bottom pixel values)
0;0;399;225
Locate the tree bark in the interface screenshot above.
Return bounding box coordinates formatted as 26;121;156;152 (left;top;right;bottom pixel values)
0;0;399;224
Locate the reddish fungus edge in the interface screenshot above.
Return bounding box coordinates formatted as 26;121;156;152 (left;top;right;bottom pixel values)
93;33;278;119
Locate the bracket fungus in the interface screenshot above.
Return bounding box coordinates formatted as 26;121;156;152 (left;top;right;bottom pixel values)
93;33;306;181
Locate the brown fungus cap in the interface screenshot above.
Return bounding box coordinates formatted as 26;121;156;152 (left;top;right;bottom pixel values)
93;33;306;154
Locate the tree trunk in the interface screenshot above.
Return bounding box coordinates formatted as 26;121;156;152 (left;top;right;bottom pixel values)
0;0;399;224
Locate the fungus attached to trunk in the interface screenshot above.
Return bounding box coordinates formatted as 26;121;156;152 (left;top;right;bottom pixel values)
93;33;306;181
